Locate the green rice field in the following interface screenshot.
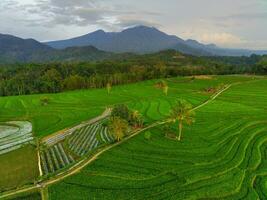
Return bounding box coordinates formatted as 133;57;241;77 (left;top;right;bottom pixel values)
1;75;267;199
47;76;267;199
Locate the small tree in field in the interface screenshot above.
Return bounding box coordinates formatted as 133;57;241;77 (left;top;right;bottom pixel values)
169;100;195;141
106;83;112;94
163;84;169;96
130;110;144;128
111;104;131;121
155;80;169;96
40;96;50;106
108;117;129;141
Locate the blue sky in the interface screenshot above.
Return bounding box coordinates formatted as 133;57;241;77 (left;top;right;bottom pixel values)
0;0;266;49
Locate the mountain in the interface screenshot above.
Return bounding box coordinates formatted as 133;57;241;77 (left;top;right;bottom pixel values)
0;33;53;62
46;26;186;53
0;34;119;63
1;27;267;64
46;26;267;56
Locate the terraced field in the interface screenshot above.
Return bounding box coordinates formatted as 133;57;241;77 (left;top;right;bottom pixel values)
48;77;267;199
0;76;245;138
0;121;38;193
0;121;33;155
1;75;267;199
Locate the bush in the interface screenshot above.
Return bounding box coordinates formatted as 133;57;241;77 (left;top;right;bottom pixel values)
111;104;131;121
40;96;50;106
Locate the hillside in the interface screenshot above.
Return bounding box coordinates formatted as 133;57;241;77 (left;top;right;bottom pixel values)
0;34;119;63
0;33;53;63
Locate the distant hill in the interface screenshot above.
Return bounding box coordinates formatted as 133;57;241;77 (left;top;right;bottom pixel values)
0;34;119;63
46;26;267;56
0;33;53;62
1;26;267;64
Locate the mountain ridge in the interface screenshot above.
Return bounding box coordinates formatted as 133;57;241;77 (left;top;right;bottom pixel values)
45;26;267;56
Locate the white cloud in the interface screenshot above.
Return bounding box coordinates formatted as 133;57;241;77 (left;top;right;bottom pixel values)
200;33;243;46
0;0;267;49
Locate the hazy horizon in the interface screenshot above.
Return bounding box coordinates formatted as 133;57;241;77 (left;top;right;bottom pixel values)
1;0;267;50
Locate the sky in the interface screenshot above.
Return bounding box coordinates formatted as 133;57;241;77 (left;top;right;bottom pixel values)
0;0;267;49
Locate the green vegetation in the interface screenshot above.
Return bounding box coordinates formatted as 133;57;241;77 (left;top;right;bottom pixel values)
45;75;267;199
108;117;129;141
169;100;195;141
1;75;267;200
4;191;41;200
0;144;38;192
0;76;251;139
106;83;112;94
0;50;265;97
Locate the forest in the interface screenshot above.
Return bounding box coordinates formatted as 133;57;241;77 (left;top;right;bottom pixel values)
0;50;266;96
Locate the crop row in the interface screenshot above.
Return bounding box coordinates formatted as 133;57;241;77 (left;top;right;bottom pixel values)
67;121;113;157
40;143;74;175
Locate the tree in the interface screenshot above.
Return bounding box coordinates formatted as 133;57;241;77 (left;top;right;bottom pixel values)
108;117;129;141
40;96;50;106
256;57;267;74
130;110;143;128
169;100;195;141
63;75;86;90
40;69;62;93
106;83;112;94
111;104;131;121
155;80;169;95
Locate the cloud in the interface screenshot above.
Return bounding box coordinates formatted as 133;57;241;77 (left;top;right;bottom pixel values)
200;32;243;46
18;0;160;31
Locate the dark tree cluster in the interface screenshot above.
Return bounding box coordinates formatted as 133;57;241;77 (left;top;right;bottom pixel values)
0;50;263;97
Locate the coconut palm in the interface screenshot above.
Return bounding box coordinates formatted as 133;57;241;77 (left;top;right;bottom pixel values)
108;117;129;141
130;110;143;128
169;100;195;141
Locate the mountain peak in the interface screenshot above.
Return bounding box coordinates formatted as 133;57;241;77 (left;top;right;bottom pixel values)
122;25;158;33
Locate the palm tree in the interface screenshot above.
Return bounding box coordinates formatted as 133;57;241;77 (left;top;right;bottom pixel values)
130;110;143;128
108;117;129;141
169;100;195;141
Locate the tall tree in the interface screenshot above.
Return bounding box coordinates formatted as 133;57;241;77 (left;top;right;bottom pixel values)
169;100;195;141
108;117;129;141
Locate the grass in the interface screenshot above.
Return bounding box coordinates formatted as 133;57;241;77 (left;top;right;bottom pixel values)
1;75;267;199
0;76;248;138
0;144;39;193
45;75;267;199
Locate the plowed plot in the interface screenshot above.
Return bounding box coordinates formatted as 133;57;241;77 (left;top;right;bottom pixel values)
0;144;39;192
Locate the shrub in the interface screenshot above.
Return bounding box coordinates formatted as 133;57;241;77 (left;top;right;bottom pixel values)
40;96;50;106
111;104;131;121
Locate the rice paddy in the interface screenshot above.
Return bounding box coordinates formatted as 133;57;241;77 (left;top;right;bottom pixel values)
1;75;267;199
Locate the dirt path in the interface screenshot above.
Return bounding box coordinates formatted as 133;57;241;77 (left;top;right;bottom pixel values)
192;84;232;111
0;85;231;199
42;108;112;146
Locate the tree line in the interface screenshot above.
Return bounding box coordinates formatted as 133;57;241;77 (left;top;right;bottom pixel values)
0;50;266;97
